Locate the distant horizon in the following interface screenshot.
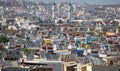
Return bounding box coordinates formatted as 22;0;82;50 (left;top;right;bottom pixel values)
26;0;120;5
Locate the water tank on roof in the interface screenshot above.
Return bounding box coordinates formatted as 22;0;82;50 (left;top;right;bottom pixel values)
86;41;92;45
103;44;109;50
52;32;57;35
75;37;81;43
44;39;51;45
90;37;96;44
75;49;84;56
25;34;30;40
76;39;81;43
85;45;91;49
90;37;95;42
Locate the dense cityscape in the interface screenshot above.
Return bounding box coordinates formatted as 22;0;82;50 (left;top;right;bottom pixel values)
0;0;120;71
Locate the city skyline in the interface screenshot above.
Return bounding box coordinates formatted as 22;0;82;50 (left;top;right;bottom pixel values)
26;0;120;5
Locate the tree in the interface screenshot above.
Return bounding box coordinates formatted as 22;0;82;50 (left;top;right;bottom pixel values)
22;47;35;56
0;35;9;44
58;20;63;23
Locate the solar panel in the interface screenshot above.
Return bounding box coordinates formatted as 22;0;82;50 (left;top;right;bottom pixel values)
69;54;76;59
90;57;104;65
96;58;104;65
40;52;46;58
59;45;64;50
45;53;52;60
79;57;86;64
28;53;34;60
51;53;59;60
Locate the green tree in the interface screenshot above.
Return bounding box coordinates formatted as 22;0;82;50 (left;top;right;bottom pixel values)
0;35;9;44
22;47;35;56
58;20;63;23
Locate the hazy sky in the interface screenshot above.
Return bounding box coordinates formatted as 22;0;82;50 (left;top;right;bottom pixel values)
43;0;120;5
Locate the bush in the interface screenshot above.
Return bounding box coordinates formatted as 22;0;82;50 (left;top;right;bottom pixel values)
0;35;9;44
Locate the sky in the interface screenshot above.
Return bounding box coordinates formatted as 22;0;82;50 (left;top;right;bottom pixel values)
42;0;120;5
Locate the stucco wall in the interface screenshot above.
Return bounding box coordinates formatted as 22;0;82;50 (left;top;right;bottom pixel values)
87;65;119;71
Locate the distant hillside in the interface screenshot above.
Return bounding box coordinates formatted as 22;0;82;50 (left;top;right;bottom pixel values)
103;4;120;8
